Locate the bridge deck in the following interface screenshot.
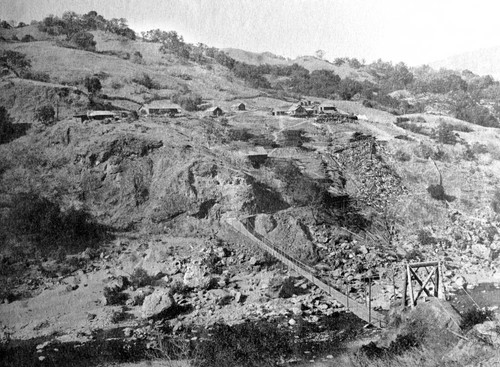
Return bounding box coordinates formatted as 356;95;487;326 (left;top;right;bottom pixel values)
226;217;386;327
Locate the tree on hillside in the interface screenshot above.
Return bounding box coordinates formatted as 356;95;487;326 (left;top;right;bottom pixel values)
35;105;55;125
0;106;14;144
69;31;96;51
315;50;325;59
0;50;31;77
84;76;102;95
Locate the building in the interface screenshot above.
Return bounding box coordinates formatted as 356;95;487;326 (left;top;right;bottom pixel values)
271;109;288;116
318;102;338;114
232;102;246;111
287;104;307;117
207;106;224;117
74;111;118;122
140;101;182;116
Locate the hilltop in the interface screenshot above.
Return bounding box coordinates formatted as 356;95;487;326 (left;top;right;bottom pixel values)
431;45;500;80
1;12;500;367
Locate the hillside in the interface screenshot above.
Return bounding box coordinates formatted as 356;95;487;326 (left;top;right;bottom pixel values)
431;45;500;79
1;15;500;367
224;47;374;81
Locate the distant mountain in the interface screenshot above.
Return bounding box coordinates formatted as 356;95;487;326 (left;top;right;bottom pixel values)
223;48;373;81
430;46;500;79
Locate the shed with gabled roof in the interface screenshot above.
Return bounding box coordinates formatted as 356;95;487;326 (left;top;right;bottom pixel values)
140;101;182;116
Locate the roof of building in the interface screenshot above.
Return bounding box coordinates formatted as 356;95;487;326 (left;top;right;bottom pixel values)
319;101;337;108
144;101;182;110
207;106;222;112
288;104;305;112
239;146;268;156
232;102;245;106
88;111;117;117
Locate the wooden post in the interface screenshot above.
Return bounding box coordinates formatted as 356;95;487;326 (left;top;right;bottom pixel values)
407;265;415;308
346;284;349;310
402;265;408;309
368;277;372;324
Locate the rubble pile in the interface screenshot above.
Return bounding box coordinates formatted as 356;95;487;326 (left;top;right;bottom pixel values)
315;113;358;124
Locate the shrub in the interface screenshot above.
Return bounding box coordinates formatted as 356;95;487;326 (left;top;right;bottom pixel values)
21;34;35;42
7;192;106;251
21;70;50;82
103;286;128;305
0;106;14;144
460;308;494;331
413;143;434;159
84;75;102;95
130;267;154;288
11;35;19;41
195;321;293;367
432;122;458;145
69;31;96;51
110;79;123;89
171;93;202;111
35;105;55;125
394;149;411;162
417;229;437;246
132;73;160;89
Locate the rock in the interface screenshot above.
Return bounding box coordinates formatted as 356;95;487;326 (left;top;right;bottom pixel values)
183;259;214;289
288;318;296;326
266;276;297;299
234;291;242;303
453;275;468;289
123;327;134;337
207;289;233;305
473;321;500;347
471;244;491;259
141;289;176;319
106;275;129;291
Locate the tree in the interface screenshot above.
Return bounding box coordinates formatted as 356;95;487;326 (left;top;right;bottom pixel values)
69;31;96;51
84;76;102;95
0;50;31;77
315;49;325;59
35;105;55;125
0;106;14;144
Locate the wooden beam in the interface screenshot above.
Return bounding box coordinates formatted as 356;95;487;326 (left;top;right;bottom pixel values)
407;265;415;307
409;267;432;298
408;261;439;268
414;268;435;301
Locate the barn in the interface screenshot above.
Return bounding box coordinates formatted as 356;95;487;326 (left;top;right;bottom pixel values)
232;102;246;111
140;101;182;116
287;104;307;117
207;106;224;116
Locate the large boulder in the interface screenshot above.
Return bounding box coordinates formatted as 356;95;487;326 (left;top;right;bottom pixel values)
141;289;176;319
183;258;214;289
265;275;297;299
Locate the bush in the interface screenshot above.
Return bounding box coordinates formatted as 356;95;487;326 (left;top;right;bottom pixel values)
21;70;50;82
432;121;458;144
460;308;494;331
0;106;14;144
417;229;437;246
394;149;411;162
171;93;202;111
195;321;293;367
103;286;128;305
130;267;154;288
69;31;96;51
84;75;102;95
35;105;55;125
21;34;35;42
7;192;106;251
132;73;160;89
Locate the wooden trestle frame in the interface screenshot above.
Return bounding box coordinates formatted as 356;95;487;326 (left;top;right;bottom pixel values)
402;261;444;308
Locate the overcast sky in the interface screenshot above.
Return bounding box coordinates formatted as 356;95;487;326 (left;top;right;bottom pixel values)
2;0;500;66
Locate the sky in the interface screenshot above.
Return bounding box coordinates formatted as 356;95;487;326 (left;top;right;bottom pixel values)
2;0;500;66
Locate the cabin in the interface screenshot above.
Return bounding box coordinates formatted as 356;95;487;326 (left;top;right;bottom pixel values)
318;102;338;114
287;104;307;117
140;101;182;116
74;111;118;122
272;109;288;116
207;106;224;117
232;102;246;111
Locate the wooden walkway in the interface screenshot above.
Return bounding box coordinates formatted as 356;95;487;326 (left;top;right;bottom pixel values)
226;217;386;327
